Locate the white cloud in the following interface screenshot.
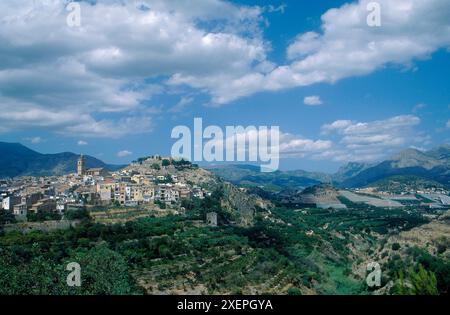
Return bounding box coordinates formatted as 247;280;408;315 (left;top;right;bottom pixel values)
117;150;133;158
446;120;450;128
77;140;88;146
0;0;268;133
62;116;153;138
169;97;194;113
320;120;353;134
0;0;448;137
209;127;333;159
278;134;332;158
412;103;427;113
175;0;450;104
24;136;44;144
318;115;425;161
303;95;323;106
321;115;420;137
287;32;322;60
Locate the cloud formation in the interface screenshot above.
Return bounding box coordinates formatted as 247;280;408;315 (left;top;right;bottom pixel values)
0;0;448;142
303;96;323;106
24;137;44;144
319;115;425;161
169;97;194;113
175;0;450;104
412;103;427;113
117;150;133;158
0;0;268;135
202;114;425;162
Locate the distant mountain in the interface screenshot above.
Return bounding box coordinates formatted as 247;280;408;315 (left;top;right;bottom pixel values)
208;145;450;190
339;145;450;188
207;164;325;192
415;145;450;166
331;162;372;183
0;142;124;178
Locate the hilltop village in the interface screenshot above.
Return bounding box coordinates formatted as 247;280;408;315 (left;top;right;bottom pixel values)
1;152;450;226
0;154;449;296
0;155;216;223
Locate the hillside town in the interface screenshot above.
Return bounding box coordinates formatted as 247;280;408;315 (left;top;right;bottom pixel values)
0;155;215;222
2;152;450;224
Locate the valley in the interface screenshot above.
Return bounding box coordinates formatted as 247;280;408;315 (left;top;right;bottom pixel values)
0;144;449;295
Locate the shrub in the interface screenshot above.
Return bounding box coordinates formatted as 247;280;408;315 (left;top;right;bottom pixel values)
392;243;401;251
287;287;302;295
392;264;439;295
162;159;171;167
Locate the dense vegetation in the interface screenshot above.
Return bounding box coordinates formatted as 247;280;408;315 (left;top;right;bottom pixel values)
387;247;450;295
0;190;447;295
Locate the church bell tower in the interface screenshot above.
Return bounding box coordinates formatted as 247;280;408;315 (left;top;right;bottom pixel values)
77;154;86;176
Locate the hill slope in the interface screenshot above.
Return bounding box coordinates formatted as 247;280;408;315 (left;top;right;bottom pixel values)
0;142;123;178
207;164;325;191
209;145;450;190
332;162;373;183
340;145;450;188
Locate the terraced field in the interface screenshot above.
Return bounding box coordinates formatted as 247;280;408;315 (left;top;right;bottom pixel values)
129;225;299;295
339;190;404;208
121;205;429;295
90;206;177;224
0;195;445;295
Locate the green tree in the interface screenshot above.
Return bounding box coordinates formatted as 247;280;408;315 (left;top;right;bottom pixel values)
64;244;139;295
391;243;401;251
65;208;90;221
393;264;439;295
0;210;16;225
162;159;171;167
0;245;63;294
287;287;302;295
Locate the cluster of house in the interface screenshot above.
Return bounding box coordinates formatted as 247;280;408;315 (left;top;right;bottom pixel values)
96;172;208;207
0;155;211;222
0;176;82;221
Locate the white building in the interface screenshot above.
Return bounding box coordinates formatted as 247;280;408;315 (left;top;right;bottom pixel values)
2;196;21;211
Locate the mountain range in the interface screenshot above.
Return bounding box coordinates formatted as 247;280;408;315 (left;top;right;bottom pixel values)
0;142;123;178
209;144;450;190
1;141;449;189
340;145;450;188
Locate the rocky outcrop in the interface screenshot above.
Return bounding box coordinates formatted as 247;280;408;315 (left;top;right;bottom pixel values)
220;182;269;226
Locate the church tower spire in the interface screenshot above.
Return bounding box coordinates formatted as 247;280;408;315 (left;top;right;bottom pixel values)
77;154;86;176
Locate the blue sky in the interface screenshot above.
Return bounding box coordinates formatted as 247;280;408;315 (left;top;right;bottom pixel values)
0;0;449;172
